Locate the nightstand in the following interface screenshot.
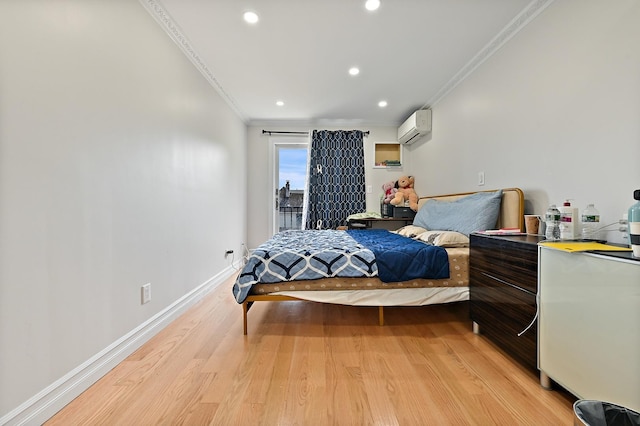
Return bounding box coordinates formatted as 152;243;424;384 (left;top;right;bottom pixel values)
469;233;545;370
347;218;412;231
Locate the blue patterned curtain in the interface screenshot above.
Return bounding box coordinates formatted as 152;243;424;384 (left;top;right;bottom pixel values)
304;130;365;230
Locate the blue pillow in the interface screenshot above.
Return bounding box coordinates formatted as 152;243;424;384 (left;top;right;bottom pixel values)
413;190;503;236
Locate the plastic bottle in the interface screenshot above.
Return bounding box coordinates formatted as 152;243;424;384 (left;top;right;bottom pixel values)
545;204;561;241
581;204;600;240
629;189;640;257
559;200;579;240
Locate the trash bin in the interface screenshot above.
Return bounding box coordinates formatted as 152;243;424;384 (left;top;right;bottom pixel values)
574;400;640;426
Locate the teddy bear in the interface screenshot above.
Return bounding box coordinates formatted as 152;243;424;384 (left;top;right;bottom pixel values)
390;175;419;211
381;180;397;204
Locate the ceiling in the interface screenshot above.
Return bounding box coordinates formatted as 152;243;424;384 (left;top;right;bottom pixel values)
145;0;538;127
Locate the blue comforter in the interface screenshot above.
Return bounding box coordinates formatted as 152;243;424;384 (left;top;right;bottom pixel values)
232;229;449;303
346;229;449;282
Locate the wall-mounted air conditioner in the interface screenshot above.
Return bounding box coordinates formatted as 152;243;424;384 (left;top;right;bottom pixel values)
397;109;432;144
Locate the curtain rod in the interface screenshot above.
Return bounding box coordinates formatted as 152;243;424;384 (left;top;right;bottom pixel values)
262;130;370;136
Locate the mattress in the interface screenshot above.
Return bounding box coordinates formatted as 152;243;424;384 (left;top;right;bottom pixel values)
262;287;469;306
249;247;468;295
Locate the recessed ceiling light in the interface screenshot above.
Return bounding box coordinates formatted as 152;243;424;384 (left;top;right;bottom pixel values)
378;100;388;107
243;11;259;24
348;67;360;76
365;0;380;11
276;100;284;106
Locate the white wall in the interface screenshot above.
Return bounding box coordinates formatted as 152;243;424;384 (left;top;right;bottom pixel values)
0;0;246;419
407;0;639;243
248;1;640;247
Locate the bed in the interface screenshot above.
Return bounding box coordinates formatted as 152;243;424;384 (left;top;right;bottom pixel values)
234;188;524;334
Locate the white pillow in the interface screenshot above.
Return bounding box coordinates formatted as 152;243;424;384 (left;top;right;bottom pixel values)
393;225;428;238
415;230;470;247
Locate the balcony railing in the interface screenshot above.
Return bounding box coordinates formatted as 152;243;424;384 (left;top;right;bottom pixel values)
279;206;303;231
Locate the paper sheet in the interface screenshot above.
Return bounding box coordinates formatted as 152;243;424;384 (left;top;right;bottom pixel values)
538;241;632;252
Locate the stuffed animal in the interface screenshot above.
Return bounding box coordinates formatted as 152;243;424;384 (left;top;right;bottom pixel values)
390;175;419;211
381;180;397;204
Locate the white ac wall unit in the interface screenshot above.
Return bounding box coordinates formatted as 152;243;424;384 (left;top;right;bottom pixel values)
397;109;432;144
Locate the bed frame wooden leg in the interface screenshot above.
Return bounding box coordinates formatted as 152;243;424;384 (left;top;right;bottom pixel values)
378;306;384;326
242;302;248;335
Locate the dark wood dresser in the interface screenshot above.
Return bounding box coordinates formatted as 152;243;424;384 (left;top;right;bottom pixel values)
469;233;544;370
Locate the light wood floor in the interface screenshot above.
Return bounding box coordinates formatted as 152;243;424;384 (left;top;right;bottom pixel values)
47;277;575;425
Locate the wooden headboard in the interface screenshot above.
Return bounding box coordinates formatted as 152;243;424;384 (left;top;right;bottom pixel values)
416;188;525;231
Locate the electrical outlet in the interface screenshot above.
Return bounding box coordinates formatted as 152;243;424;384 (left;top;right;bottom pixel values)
478;171;485;186
619;214;629;234
141;283;151;304
225;249;234;258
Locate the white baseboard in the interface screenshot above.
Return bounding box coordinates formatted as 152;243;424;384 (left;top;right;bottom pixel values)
1;266;237;426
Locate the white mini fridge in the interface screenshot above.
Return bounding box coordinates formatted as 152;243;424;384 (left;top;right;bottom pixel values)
538;246;640;413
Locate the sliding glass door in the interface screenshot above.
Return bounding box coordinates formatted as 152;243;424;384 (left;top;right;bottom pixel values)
271;138;308;235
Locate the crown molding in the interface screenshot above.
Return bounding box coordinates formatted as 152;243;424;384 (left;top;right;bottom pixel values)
139;0;248;123
140;0;553;126
425;0;555;109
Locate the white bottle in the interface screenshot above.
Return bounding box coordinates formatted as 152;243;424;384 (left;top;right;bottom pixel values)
559;200;579;240
581;204;600;241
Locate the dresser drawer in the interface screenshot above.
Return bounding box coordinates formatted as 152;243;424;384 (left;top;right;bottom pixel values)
470;271;537;368
470;235;538;294
470;270;537;326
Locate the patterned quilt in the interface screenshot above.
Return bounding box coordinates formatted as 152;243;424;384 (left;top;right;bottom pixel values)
232;229;449;303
